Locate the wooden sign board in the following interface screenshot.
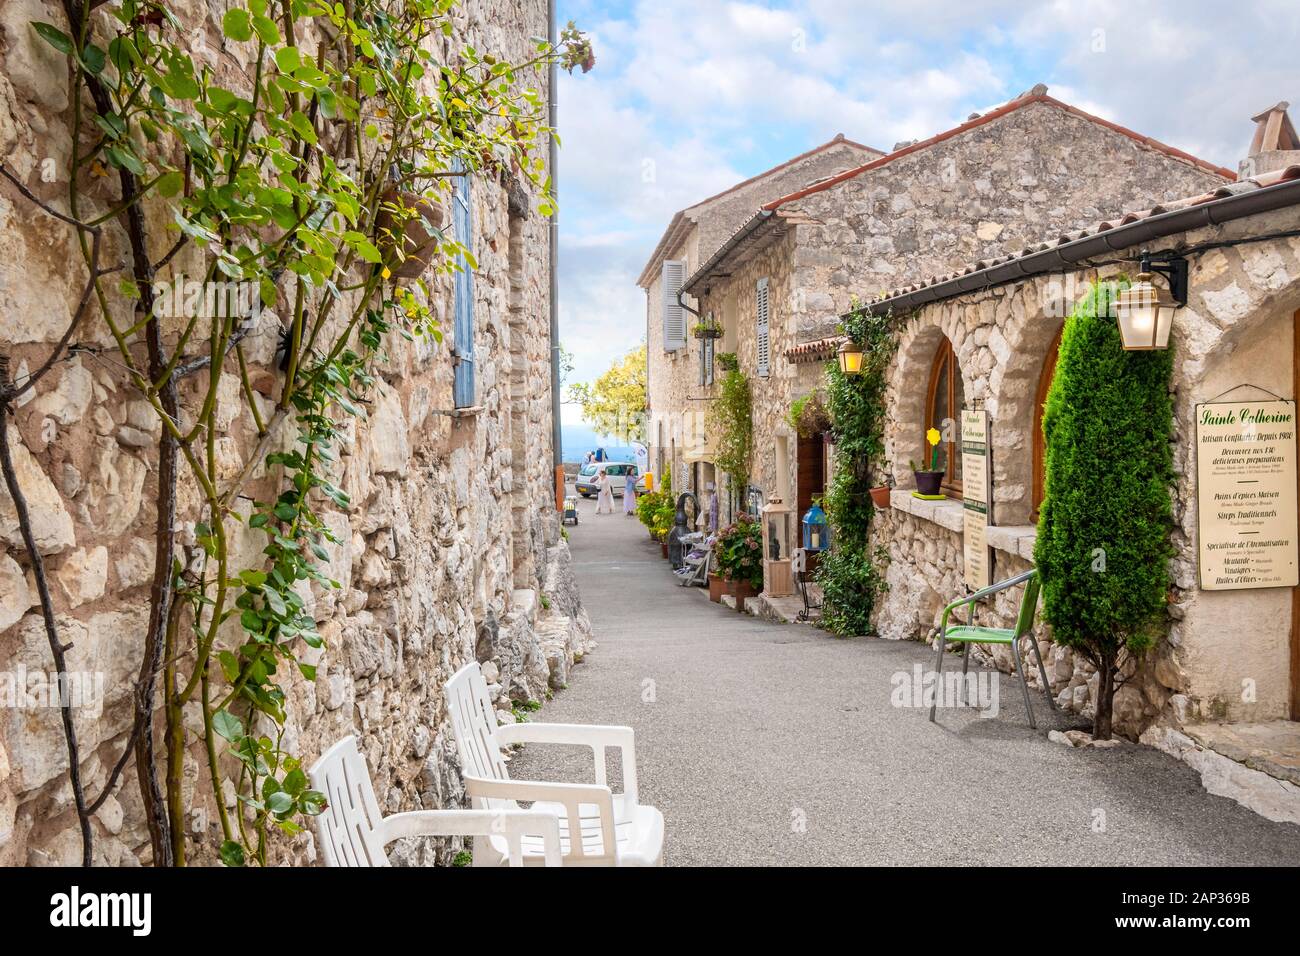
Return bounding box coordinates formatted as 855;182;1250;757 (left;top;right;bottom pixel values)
961;409;991;591
1195;399;1299;590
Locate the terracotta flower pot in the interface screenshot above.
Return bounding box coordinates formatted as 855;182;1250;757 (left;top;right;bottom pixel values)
708;572;728;603
732;579;757;613
913;471;944;496
376;188;446;280
869;486;892;508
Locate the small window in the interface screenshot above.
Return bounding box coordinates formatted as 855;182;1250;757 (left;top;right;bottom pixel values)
925;337;964;493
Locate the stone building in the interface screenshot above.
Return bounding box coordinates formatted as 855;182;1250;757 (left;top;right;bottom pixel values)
680;88;1232;524
0;0;587;865
797;107;1300;819
638;134;882;496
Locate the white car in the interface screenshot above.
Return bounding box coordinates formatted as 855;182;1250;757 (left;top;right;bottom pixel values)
574;462;648;497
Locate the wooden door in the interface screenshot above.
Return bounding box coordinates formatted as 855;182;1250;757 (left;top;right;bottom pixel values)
796;434;825;519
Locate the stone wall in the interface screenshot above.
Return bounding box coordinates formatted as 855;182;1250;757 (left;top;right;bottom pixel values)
780;97;1230;344
644;140;876;495
0;0;590;866
870;203;1300;738
685;94;1230;535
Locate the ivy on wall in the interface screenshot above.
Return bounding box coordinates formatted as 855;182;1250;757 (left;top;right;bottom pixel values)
710;364;753;492
0;0;592;866
816;306;896;637
1034;280;1173;740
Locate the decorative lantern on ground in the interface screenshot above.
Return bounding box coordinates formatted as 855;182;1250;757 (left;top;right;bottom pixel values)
761;496;794;597
801;501;831;553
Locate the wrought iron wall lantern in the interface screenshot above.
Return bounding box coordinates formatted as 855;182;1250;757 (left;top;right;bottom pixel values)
1114;251;1187;350
837;339;864;375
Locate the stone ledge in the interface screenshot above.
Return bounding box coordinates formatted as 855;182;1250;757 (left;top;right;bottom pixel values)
1142;724;1300;825
985;523;1037;561
889;490;1038;561
889;489;964;532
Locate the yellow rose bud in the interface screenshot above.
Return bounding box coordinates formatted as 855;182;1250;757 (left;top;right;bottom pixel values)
381;267;392;280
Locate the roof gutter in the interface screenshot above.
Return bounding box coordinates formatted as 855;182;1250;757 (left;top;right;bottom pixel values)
856;177;1300;318
682;209;775;296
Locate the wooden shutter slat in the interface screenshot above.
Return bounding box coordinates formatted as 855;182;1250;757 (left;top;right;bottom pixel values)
662;260;686;351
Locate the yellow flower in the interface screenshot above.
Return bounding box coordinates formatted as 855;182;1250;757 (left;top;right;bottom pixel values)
381;267;391;280
926;427;941;447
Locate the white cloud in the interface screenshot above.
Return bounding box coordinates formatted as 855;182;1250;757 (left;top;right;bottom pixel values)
555;0;1299;390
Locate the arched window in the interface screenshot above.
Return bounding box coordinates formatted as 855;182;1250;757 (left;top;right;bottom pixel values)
925;337;964;493
1032;327;1063;520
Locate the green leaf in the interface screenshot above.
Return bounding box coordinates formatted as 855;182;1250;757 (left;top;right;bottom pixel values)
275;46;300;73
252;14;282;44
267;790;294;814
283;768;307;796
32;22;73;55
222;8;253;42
288;110;317;145
300;789;327;815
239;569;268;588
212;709;244;743
157;171;184;198
219;840;246;867
81;44;106;75
218;650;240;683
297;661;317;681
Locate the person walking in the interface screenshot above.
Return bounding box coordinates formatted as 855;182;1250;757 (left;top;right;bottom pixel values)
595;466;615;515
624;469;639;517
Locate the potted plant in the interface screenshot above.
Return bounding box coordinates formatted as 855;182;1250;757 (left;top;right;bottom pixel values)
911;428;945;497
713;514;764;612
692;317;722;339
376;187;446;279
788;390;832;437
707;570;728;603
869;478;893;509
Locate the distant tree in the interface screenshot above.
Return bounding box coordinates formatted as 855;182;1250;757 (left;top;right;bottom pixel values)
557;343;575;386
567;343;646;441
1034;281;1173;740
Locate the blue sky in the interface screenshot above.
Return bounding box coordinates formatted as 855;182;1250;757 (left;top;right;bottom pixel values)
554;0;1300;420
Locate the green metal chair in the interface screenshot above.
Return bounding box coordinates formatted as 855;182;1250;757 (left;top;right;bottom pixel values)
928;568;1057;729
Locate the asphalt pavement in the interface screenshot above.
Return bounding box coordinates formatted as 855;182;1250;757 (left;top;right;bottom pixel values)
510;491;1300;866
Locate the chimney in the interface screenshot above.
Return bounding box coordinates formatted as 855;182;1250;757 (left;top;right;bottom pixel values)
1241;101;1300;179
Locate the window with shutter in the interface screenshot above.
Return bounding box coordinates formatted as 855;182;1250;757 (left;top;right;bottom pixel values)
699;311;715;386
452;163;475;407
662;259;686;351
756;277;770;377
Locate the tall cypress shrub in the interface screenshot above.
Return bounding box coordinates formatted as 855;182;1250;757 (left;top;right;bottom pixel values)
1033;281;1174;739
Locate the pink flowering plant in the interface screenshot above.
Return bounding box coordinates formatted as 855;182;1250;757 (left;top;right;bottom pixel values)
713;513;764;590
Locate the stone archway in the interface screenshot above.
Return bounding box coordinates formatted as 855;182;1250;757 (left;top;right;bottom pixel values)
987;283;1066;526
887;313;969;488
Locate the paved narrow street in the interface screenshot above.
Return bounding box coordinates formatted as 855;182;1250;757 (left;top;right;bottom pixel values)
511;494;1300;865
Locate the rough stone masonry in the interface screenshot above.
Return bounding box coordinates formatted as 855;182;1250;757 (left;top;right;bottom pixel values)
0;0;590;865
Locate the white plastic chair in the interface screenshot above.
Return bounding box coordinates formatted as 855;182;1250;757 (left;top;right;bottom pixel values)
445;662;665;866
308;735;562;867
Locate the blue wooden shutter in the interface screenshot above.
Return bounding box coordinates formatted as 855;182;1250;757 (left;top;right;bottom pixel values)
756;278;770;377
452;165;475;407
